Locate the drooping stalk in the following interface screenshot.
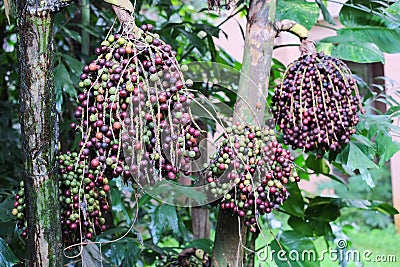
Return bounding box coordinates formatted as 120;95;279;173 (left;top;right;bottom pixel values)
17;1;71;266
212;0;277;266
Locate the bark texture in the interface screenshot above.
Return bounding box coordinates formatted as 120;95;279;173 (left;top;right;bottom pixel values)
212;1;277;266
192;121;210;239
17;1;70;266
232;0;277;126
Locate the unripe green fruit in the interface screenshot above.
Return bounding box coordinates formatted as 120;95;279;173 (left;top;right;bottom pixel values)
71;187;79;195
12;209;18;216
101;40;110;46
107;35;115;43
181;65;188;72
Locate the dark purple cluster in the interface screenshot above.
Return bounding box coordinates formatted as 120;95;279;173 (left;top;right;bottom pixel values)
11;181;27;239
272;52;362;155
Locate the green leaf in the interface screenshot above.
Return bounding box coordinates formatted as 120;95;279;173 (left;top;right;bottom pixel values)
61;54;84;75
293;154;309;180
325;174;347;186
316;42;333;56
305;198;341;222
191;23;221;38
322;27;400;54
307;197;398;215
276;0;320;30
387;105;400;116
305;156;330;175
387;1;400;17
281;183;304;218
82;243;103;267
109;238;141;266
109;180;132;224
371;202;399;215
339;0;397;28
346;142;378;170
351;134;375;148
361;210;392;228
269;231;320;267
0;197;14;223
318;38;385;63
185;239;213;255
177;28;207;55
54;63;76;110
0;238;19;267
361;168;375;188
375;129;400;165
146;181;208;205
315;0;336;25
150;204;179;244
288;216;332;238
333;42;384;63
59;26;82;43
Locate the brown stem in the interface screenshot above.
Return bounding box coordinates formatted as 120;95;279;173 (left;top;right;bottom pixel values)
274;19;316;56
213;1;277;266
299;39;317;56
111;6;141;37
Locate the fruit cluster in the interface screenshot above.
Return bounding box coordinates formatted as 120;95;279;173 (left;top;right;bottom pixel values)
58;151;110;245
74;24;200;188
271;52;362;155
70;24;202;242
13;23;202;245
12;181;27;239
205;123;299;231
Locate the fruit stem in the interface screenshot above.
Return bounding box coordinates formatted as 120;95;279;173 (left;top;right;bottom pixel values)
274;20;316;56
274;19;309;39
111;6;141;37
299;39;317;56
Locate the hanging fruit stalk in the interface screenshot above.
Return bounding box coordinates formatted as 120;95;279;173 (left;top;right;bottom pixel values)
272;23;364;156
206;124;299;231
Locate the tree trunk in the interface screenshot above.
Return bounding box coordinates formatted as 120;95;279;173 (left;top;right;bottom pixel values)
212;1;277;266
17;1;70;266
192;121;210;239
81;0;90;56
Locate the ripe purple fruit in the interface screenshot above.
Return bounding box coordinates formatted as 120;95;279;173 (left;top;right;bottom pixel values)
272;52;363;155
206;123;299;231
